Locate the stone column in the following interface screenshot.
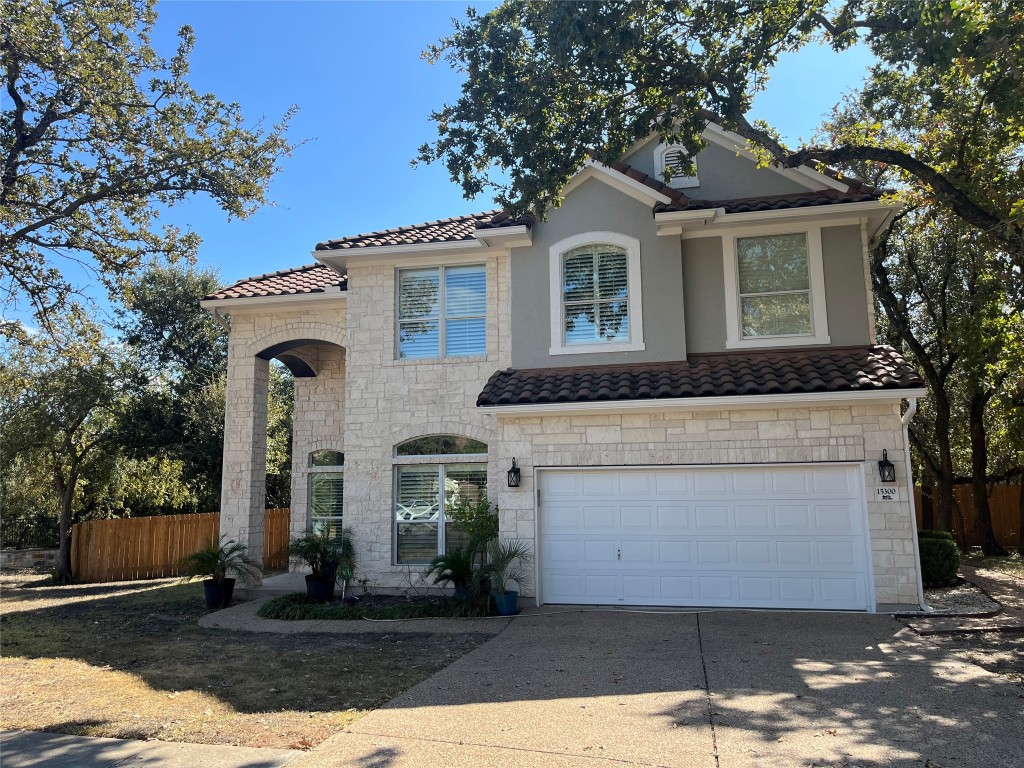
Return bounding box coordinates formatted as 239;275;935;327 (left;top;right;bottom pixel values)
219;350;269;584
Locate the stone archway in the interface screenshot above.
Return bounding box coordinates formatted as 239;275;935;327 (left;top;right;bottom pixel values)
219;323;347;585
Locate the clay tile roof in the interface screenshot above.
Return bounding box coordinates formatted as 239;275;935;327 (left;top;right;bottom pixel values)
653;188;880;215
204;263;346;302
477;345;923;407
315;210;533;251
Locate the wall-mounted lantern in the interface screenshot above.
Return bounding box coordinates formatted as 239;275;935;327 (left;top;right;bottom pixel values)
877;450;896;483
507;458;521;488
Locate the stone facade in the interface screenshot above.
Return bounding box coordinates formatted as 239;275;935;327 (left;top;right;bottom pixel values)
216;261;920;608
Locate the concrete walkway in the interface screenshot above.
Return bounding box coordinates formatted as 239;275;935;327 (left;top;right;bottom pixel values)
284;610;1023;768
0;730;297;768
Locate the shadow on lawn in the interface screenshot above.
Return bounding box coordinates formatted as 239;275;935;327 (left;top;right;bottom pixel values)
0;580;489;718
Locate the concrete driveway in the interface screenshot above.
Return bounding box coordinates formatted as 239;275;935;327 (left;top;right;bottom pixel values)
291;609;1023;768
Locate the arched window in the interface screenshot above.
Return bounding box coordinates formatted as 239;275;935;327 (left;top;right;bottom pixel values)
393;435;488;564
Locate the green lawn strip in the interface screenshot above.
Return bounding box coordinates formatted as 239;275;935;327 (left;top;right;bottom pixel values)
257;592;491;620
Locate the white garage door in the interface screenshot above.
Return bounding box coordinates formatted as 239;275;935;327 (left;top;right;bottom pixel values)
539;465;871;610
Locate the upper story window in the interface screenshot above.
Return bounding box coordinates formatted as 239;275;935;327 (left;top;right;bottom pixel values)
397;265;486;359
723;225;830;349
548;232;645;355
655;143;699;187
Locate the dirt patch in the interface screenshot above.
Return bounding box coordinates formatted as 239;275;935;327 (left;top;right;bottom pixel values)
0;577;491;749
923;578;1001;615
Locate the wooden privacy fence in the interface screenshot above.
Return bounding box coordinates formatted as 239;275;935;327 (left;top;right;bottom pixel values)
72;508;291;583
914;485;1021;550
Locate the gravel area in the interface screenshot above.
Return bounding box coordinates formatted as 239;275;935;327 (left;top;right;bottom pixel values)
922;577;1002;616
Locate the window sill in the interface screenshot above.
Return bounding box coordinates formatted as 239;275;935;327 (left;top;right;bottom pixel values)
549;340;646;356
390;354;492;365
725;333;831;350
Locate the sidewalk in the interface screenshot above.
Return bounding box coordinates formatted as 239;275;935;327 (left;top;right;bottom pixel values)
0;730;298;768
901;565;1024;635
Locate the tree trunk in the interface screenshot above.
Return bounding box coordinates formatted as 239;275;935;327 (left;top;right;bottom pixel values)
54;466;78;584
931;394;957;534
969;392;1006;555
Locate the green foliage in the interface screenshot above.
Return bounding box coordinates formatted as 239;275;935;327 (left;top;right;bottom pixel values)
447;491;499;562
0;0;299;333
423;547;476;591
474;539;533;597
286;527;356;583
179;536;261;585
418;1;1023;256
917;529;960;587
256;592;490;621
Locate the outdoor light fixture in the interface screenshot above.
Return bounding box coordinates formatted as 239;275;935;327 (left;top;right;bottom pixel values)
877;450;896;483
507;458;521;488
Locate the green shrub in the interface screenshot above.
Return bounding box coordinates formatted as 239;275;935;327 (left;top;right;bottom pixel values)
256;592;490;621
918;529;960;587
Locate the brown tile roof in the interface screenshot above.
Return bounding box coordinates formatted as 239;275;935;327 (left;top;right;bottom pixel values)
654;189;879;215
477;345;923;407
204;263;346;301
315;210;533;251
607;160;691;205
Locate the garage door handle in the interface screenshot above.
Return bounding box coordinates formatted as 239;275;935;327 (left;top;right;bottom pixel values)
617;549;621;560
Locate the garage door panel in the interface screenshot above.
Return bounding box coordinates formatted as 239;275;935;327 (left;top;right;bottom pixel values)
540;466;870;611
695;506;730;529
814;504;856;531
658;540;692;563
655;471;691;494
582;473;615;496
620;505;653;528
657;505;690;528
734;506;771;530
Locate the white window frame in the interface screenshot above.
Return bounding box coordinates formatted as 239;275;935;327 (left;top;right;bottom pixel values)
308;467;344;535
548;231;645;356
654;142;699;187
722;223;830;349
392;457;488;565
395;264;487;359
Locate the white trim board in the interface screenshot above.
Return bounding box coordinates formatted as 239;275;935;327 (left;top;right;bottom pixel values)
200;289;347;313
560;161;673;206
483;388;927;416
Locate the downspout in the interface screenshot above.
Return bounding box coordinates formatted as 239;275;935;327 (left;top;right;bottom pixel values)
210;307;230;331
901;397;928;610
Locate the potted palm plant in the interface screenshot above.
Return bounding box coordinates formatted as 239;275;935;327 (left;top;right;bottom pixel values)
474;539;533;616
286;527;356;602
180;537;261;609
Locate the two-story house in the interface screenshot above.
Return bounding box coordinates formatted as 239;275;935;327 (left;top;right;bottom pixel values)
201;122;926;612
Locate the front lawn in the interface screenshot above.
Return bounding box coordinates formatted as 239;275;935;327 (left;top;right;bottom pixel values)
0;573;489;749
256;592;492;620
962;551;1024;580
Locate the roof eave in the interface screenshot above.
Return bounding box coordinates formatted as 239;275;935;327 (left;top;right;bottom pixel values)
479;388;928;416
655;199;901;236
200;287;347;313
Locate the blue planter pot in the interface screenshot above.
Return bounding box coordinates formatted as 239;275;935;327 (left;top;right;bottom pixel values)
493;590;519;616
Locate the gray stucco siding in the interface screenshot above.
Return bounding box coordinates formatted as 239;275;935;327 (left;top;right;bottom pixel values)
681;237;727;354
621;137;809;200
822;225;871;346
510;179;687;369
679;225;872;354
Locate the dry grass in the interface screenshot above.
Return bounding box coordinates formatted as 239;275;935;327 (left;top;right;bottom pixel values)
963;552;1024;581
0;573;489;749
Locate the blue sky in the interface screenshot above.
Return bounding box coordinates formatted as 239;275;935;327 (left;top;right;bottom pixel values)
77;2;876;312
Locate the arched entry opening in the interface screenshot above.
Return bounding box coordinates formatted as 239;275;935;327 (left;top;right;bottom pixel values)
219;335;346;585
